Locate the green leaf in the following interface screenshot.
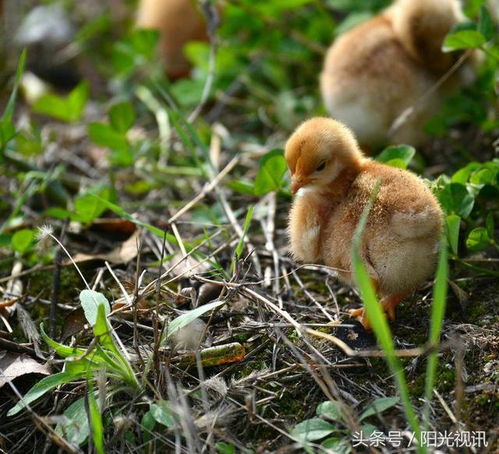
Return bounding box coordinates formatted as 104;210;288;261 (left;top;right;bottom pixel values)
466;227;491;251
445;214;461;255
359;397;400;421
41;324;86;358
485;212;494;238
376;145;416;169
33;82;89;122
55;397;90;447
88;122;128;151
163;299;226;344
316;401;344;422
109;101;135;133
92;304;138;388
437;183;475;217
141;410;156;442
0;119;17;149
149;401;175;428
254;149;287;196
291;418;335;442
72;191;110;223
478;5;494;41
442;30;486;52
11;229;34;253
216;442;236;454
80;290;111;327
7;372;83;416
321;437;350;453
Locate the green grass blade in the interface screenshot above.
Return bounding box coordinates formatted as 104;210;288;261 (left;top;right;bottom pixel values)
351;181;424;453
423;236;449;427
87;380;105;454
2;49;27;122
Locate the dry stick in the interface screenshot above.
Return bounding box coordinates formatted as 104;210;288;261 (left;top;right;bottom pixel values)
0;337;38;358
4;379;79;454
0;264;50;284
153;231;168;384
167;156;240;224
170;222;188;258
263;192;282;308
291;268;336;322
389;50;473;137
50;241;63;338
241;286;427;358
132;232;146;370
214;186;262;276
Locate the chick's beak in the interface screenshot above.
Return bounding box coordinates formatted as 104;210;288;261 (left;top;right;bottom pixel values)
291;175;309;194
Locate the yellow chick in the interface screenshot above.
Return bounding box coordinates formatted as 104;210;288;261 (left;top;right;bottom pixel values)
285;117;443;328
320;0;471;148
136;0;209;79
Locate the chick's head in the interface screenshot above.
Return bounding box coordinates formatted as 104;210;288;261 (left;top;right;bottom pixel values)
285;117;363;194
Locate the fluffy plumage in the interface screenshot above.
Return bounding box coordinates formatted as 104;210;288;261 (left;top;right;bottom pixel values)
136;0;209;79
285;117;443;328
320;0;474;148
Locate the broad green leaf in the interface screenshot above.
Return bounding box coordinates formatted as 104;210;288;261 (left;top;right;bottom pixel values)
11;229;34;253
466;227;491;251
321;437;350;453
0;119;16;149
163;299;226;344
445;215;461;255
359;397;400;421
88;122;128;151
437;183;475;217
109;101;135;133
254;149;287;196
149;400;175;428
316;401;344;422
376;145;415;169
7;372;83;416
55;397;89;447
141;410;156;442
73;194;108;223
443;30;486;52
216;442;236;454
80;290;110;327
33;82;88;122
291;418;335;442
451;162;481;184
360;424;379;437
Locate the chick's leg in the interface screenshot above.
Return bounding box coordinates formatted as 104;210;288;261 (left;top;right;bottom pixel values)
381;293;406;321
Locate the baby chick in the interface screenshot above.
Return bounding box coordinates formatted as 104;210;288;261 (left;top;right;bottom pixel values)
285;117;443;328
136;0;209;79
320;0;472;148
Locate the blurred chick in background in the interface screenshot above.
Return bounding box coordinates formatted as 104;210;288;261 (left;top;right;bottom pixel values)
136;0;210;79
285;117;443;329
320;0;476;148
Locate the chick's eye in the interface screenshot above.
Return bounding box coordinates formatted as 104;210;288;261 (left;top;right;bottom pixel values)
316;161;326;172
